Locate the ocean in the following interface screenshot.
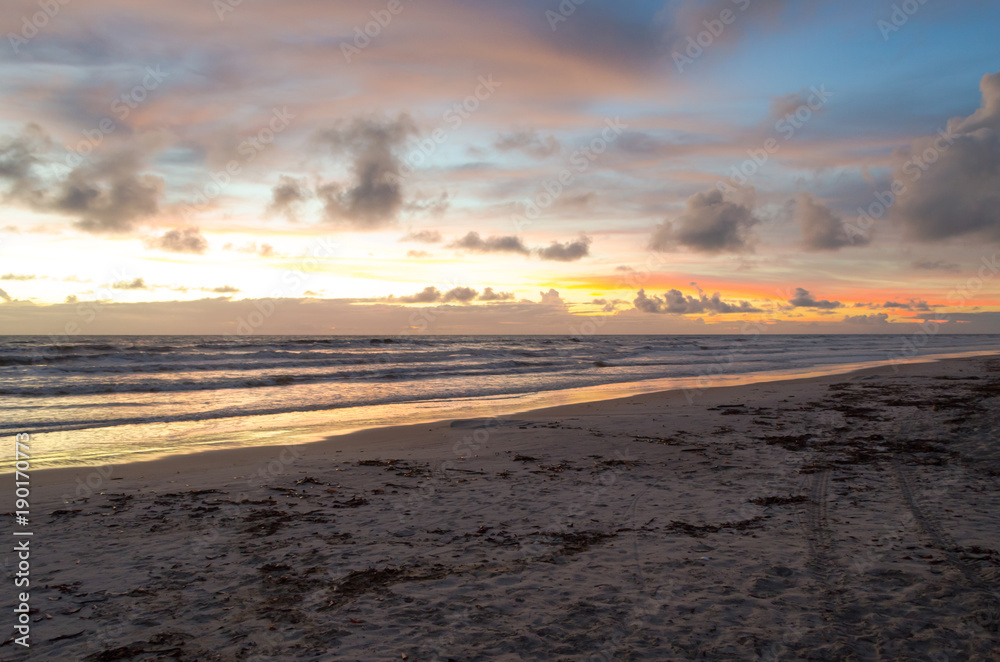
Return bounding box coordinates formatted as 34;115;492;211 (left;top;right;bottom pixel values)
2;334;997;469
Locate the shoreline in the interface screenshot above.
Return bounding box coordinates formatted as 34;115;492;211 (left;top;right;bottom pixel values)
22;352;1000;659
29;351;999;489
10;342;998;474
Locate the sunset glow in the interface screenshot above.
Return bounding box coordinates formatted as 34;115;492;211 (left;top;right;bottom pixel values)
2;0;999;334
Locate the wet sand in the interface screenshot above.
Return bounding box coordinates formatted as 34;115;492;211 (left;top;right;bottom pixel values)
10;355;1000;660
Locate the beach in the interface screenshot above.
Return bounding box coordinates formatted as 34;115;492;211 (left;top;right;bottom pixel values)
12;354;1000;660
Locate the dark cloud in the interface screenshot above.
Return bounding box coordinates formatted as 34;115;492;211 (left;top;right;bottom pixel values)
882;299;931;312
494;129;560;158
399;229;442;243
795;194;870;251
891;70;1000;242
912;258;960;273
650;189;759;253
394;285;514;304
398;286;441;303
147;227;208;254
449;231;530;255
406;250;431;258
442;286;478;303
789;287;841;309
1;274;36;281
479;287;514;301
212;285;240;293
593;297;623;313
112;277;147;290
268;175;310;219
0;124;50;196
536;235;591;262
316;114;418;229
633;288;762;315
0;124;165;234
60;159;164;233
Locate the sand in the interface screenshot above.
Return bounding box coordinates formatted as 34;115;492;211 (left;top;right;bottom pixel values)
7;355;1000;660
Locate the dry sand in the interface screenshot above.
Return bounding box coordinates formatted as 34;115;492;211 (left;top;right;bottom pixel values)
7;355;1000;660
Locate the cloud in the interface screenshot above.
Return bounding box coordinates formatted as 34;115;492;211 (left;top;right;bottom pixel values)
449;231;530;255
212;285;240;293
912;258;960;273
451;232;591;260
1;274;36;281
494;129;560;158
0;288;10;303
592;297;621;313
0;124;165;234
536;235;591;262
554;191;596;210
65;295;78;304
404;192;450;217
62;161;164;233
393;285;516;304
316;114;418;229
442;286;478;303
0;124;49;192
406;250;431;258
147;227;208;254
539;288;564;306
479;287;514;301
650;189;759;253
795;194;870;251
398;286;441;303
788;287;841;309
633;288;762;314
882;299;931;312
112;277;147;290
843;313;890;325
399;229;442;243
891;70;1000;242
392;283;522;305
267;175;310;219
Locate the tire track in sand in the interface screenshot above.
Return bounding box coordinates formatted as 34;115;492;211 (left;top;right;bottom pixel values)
800;467;870;658
894;461;1000;635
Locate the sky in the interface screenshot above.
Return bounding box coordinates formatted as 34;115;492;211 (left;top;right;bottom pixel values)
1;0;1000;335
